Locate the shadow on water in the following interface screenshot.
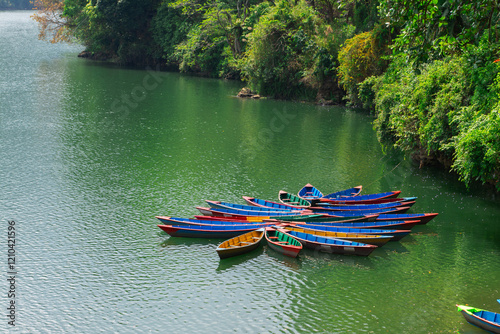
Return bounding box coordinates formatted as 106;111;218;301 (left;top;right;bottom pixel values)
298;248;376;270
215;245;265;272
263;245;302;271
158;235;218;248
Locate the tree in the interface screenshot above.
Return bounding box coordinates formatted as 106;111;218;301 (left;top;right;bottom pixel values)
31;0;72;43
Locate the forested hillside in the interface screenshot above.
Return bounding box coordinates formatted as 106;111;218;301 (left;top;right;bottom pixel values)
32;0;500;191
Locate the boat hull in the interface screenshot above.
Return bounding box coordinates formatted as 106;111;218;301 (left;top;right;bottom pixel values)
457;305;500;334
293;224;410;241
300;220;419;230
298;183;323;200
265;228;302;258
216;229;264;259
377;213;438;225
284;230;377;256
283;226;391;246
157;224;269;239
315;191;403;205
322;186;362;199
243;196;305;210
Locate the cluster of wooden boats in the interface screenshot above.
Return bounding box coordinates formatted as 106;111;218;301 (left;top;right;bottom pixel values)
457;301;500;333
157;184;439;259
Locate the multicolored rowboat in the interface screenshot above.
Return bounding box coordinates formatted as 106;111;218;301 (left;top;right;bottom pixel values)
377;213;438;225
282;229;377;256
457;304;500;333
282;225;392;246
315;191;403;205
216;228;265;259
297;183;324;200
205;200;302;213
242;196;305;210
291;224;411;241
265;227;302;258
278;190;311;208
322;186;363;199
157;223;271;238
156;216;276;226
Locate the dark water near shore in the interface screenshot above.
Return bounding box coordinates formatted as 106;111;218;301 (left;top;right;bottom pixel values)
1;11;500;333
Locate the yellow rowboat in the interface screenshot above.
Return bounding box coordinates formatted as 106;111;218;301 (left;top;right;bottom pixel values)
216;228;265;259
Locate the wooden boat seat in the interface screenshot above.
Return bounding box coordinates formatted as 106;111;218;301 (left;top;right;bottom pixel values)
240;241;252;244
251;237;261;239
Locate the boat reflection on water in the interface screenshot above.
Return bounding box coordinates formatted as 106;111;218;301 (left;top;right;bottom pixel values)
215;247;265;272
299;249;376;270
264;246;302;271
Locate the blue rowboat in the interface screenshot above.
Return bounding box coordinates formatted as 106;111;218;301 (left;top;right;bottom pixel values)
196;207;315;218
157;223;270;238
298;183;323;200
156;216;276;226
316;191;403;205
322;186;363;199
197;206;378;220
313;199;416;210
282;230;377;256
205;200;302;213
194;214;375;224
242;196;305;211
457;304;500;333
291;224;410;241
282;225;393;246
311;206;412;215
377;213;438;225
300;219;419;230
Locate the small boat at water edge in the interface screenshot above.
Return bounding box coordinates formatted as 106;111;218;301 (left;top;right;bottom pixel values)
298;183;324;200
282;225;392;247
157;223;270;238
290;224;411;241
205;200;303;213
282;229;377;256
265;227;302;258
376;213;438;225
278;191;312;208
322;186;363;199
457;304;500;333
216;228;265;259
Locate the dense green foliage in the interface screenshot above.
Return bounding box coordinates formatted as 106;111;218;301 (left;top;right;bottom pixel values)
36;0;500;190
364;1;500;190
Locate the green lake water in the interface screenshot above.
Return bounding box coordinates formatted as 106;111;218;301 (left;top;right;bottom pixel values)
1;11;500;333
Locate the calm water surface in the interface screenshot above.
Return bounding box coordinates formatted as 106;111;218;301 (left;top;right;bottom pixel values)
1;11;500;333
